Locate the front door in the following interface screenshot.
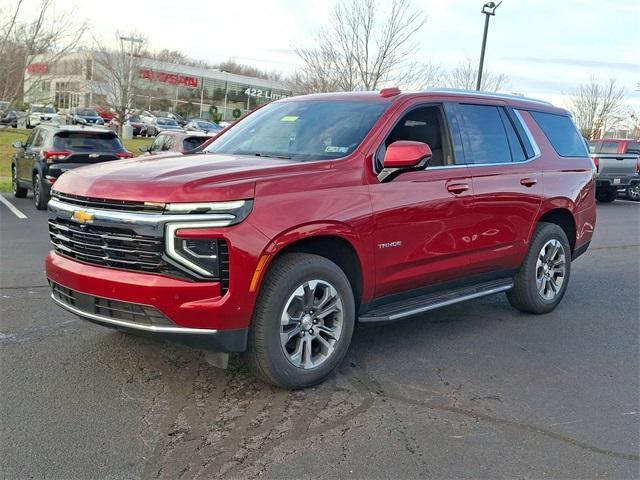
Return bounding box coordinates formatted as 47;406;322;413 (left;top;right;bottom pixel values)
369;103;474;298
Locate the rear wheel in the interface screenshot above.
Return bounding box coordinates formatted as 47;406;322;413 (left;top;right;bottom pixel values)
33;173;49;210
596;188;617;203
507;222;571;314
12;165;27;198
625;183;640;201
244;253;355;389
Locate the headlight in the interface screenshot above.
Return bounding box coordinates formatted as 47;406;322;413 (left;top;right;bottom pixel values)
171;236;222;277
165;200;246;214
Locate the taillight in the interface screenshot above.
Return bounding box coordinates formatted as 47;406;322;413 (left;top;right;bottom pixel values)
592;156;599;172
116;151;134;159
43;150;71;162
636;156;640;174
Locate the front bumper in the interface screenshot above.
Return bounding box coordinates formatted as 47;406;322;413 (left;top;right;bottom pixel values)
46;252;249;351
49;281;247;351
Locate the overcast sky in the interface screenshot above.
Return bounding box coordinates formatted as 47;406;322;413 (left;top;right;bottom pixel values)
12;0;640;108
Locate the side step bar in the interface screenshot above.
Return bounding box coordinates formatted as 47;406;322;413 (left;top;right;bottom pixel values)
359;279;514;323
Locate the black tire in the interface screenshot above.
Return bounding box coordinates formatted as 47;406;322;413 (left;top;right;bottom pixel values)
507;222;571;314
12;164;27;198
625;183;640;202
33;173;49;210
243;253;356;389
596;188;617;203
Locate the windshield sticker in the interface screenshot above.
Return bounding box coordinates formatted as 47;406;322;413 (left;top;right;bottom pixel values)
325;146;349;153
280;115;299;122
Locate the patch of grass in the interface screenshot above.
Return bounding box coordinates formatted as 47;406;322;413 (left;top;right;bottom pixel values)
0;128;28;192
0;128;152;192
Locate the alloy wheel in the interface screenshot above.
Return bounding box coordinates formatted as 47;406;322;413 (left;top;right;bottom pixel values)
33;175;40;205
535;239;566;300
280;279;344;369
11;166;17;194
628;184;640;201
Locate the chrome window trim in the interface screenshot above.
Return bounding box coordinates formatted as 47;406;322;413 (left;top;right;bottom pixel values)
51;293;220;334
165;221;230;277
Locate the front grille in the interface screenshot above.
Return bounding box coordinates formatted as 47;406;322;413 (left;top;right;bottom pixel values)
48;217;230;290
51;192;165;213
49;218;178;275
50;281;173;326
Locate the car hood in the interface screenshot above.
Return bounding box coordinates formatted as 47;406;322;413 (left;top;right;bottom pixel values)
78;115;102;121
53;153;323;203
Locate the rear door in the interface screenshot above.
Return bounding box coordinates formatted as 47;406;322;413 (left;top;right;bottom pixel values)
369;102;475;298
452;102;543;275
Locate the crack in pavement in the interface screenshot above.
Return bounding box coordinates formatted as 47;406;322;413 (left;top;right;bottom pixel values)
0;319;81;344
349;358;640;464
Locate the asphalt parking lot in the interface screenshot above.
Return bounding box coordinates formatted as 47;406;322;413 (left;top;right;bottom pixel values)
1;194;639;479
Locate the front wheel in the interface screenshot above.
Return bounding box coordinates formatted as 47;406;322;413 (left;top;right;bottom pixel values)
33;173;49;210
625;183;640;201
596;188;617;203
507;222;571;314
12;165;27;198
244;253;355;389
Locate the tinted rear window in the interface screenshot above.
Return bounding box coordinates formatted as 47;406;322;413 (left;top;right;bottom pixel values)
457;104;512;164
530;112;588;157
184;137;208;150
600;141;620;154
625;142;640;155
53;132;123;151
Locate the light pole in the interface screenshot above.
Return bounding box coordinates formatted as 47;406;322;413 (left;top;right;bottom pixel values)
119;36;144;111
476;1;501;91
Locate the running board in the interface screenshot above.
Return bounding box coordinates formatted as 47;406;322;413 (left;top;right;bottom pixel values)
358;279;514;323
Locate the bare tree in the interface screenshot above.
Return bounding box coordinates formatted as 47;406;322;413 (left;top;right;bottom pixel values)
292;0;432;93
92;33;146;133
0;0;87;105
446;58;508;92
568;77;626;139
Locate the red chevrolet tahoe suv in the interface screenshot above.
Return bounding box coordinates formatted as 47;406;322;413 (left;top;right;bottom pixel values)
45;89;596;388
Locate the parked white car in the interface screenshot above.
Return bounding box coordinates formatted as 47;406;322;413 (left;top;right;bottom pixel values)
27;105;60;128
138;110;156;127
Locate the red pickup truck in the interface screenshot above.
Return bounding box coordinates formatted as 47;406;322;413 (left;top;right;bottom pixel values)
45;89;596;388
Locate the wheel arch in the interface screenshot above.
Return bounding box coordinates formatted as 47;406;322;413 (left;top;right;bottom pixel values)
535;206;577;252
258;223;370;310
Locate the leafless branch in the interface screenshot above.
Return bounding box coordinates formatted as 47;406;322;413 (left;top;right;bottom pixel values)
567;76;626;139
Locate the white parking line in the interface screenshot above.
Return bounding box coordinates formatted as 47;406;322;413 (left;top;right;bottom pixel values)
616;199;640;205
0;195;27;219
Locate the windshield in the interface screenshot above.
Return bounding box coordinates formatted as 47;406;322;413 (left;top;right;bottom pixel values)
77;109;98;116
204;100;388;161
157;118;177;126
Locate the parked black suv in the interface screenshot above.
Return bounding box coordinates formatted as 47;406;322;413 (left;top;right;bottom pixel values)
11;125;133;209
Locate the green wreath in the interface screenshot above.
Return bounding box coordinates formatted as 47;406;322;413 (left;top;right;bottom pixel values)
232;108;242;119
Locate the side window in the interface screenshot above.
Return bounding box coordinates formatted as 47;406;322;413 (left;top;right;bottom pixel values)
457;104;512;164
32;130;45;149
374;105;453;172
529;111;588;157
625;142;640;155
151;135;165;152
24;129;38;147
162;136;174;151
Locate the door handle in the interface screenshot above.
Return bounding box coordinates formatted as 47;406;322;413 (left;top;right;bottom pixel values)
520;178;538;187
447;183;469;194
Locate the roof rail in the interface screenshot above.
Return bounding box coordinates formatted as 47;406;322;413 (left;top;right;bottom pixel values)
425;88;553;106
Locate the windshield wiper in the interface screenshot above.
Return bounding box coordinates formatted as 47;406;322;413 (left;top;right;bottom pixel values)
253;153;291;160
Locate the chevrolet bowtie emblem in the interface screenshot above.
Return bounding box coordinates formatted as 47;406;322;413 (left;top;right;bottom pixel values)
89;153;99;158
72;209;94;224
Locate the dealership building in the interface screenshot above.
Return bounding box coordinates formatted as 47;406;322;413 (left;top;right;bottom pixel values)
23;51;292;121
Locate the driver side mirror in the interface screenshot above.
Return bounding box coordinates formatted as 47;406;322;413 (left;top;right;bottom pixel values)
378;140;432;182
12;140;24;149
